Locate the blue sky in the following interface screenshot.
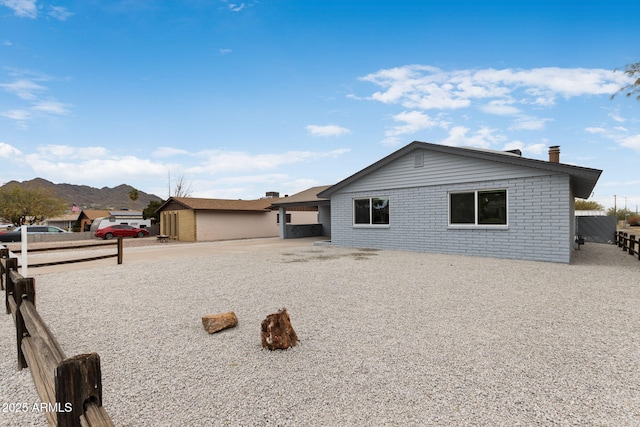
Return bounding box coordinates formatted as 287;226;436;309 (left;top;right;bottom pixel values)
1;0;639;211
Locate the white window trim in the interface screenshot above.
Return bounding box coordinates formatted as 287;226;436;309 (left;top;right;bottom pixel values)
448;189;509;229
352;196;390;228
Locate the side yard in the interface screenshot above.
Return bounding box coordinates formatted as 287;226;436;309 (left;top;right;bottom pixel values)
1;241;638;426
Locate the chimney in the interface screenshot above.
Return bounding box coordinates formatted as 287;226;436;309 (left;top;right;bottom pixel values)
548;146;560;163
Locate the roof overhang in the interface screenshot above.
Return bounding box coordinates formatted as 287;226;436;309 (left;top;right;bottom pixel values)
318;141;602;200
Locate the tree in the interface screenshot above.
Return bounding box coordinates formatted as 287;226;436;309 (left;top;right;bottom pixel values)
143;200;163;221
173;176;193;198
574;199;604;211
0;185;67;226
611;62;640;101
128;188;140;210
606;207;635;221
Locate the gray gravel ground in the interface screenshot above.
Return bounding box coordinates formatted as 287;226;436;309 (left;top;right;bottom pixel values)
1;240;639;426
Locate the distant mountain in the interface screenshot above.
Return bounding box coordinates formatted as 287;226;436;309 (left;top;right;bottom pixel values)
1;178;164;211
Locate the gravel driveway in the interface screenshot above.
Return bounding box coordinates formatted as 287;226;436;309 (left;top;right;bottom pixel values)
1;239;639;426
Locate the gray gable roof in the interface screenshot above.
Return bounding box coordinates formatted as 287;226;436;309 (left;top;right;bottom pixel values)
318;141;602;199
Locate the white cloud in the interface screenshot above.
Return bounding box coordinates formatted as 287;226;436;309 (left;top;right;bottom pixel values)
609;111;626;123
1;109;31;121
357;65;632;111
585;127;606;134
220;1;246;12
32;100;71;115
0;78;46;100
439;126;506;149
193;148;349;174
48;6;72;20
381;110;447;146
305;124;351;137
502;141;547;155
0;0;37;18
509;116;552;131
479;100;520;116
219;48;232;55
0;142;22;158
620;134;640;152
152;147;190;158
0;71;71;127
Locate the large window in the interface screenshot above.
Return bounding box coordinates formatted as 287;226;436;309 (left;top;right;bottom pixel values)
449;190;507;225
354;197;389;225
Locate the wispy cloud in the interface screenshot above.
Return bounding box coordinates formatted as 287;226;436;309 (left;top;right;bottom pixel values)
305;124;351;137
0;69;71;128
220;0;246;12
1;1;73;20
195;148;350;174
48;6;72;21
0;0;37;18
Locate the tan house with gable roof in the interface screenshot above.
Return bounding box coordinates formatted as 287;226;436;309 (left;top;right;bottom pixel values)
155;193;319;242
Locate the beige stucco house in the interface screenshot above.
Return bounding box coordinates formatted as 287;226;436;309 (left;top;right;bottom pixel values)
155;193;319;242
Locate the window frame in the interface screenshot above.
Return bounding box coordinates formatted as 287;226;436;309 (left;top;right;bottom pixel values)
448;189;508;228
352;196;390;227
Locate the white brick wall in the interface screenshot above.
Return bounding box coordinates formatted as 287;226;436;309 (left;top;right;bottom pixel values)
330;174;572;263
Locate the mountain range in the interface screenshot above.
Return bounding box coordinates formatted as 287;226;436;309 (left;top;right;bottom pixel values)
1;178;164;211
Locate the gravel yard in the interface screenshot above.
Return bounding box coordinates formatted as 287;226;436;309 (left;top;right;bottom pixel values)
1;239;639;426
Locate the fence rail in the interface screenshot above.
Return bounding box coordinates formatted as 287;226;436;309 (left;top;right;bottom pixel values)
1;248;115;426
9;238;123;269
614;231;640;260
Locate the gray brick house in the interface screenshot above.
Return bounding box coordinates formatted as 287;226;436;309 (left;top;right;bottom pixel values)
317;141;602;263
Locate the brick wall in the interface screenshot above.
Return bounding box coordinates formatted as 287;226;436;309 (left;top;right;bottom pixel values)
330;174;572;263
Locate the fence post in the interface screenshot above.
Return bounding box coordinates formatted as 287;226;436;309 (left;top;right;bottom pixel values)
0;247;8;290
15;277;36;370
629;235;636;256
55;353;103;427
5;257;18;314
622;232;628;251
117;237;123;265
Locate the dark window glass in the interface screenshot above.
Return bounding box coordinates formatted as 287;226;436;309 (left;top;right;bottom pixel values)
354;199;371;224
371;198;389;224
450;193;475;224
478;190;507;225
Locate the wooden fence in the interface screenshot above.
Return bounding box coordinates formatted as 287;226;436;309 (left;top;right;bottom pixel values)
615;231;640;260
9;238;123;269
1;248;115;426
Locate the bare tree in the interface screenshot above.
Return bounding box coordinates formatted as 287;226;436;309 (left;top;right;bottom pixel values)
611;62;640;100
173;176;194;198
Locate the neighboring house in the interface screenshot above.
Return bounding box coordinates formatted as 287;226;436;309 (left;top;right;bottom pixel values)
77;210;111;231
271;185;331;239
155;192;319;242
44;212;81;231
77;210;149;231
317;141;602;263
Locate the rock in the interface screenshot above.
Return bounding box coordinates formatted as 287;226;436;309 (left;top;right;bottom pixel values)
261;308;298;350
202;311;238;334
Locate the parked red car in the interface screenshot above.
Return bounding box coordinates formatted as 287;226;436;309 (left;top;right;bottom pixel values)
95;225;149;240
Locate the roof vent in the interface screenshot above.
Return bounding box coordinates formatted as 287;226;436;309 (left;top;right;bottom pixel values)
505;149;522;156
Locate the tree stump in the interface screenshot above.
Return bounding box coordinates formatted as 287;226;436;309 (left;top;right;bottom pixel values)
261;308;298;350
202;311;238;334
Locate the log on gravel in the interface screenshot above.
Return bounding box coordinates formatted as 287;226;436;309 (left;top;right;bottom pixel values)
261;308;298;350
202;311;238;334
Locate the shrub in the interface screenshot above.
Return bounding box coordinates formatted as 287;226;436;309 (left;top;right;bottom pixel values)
628;216;640;226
